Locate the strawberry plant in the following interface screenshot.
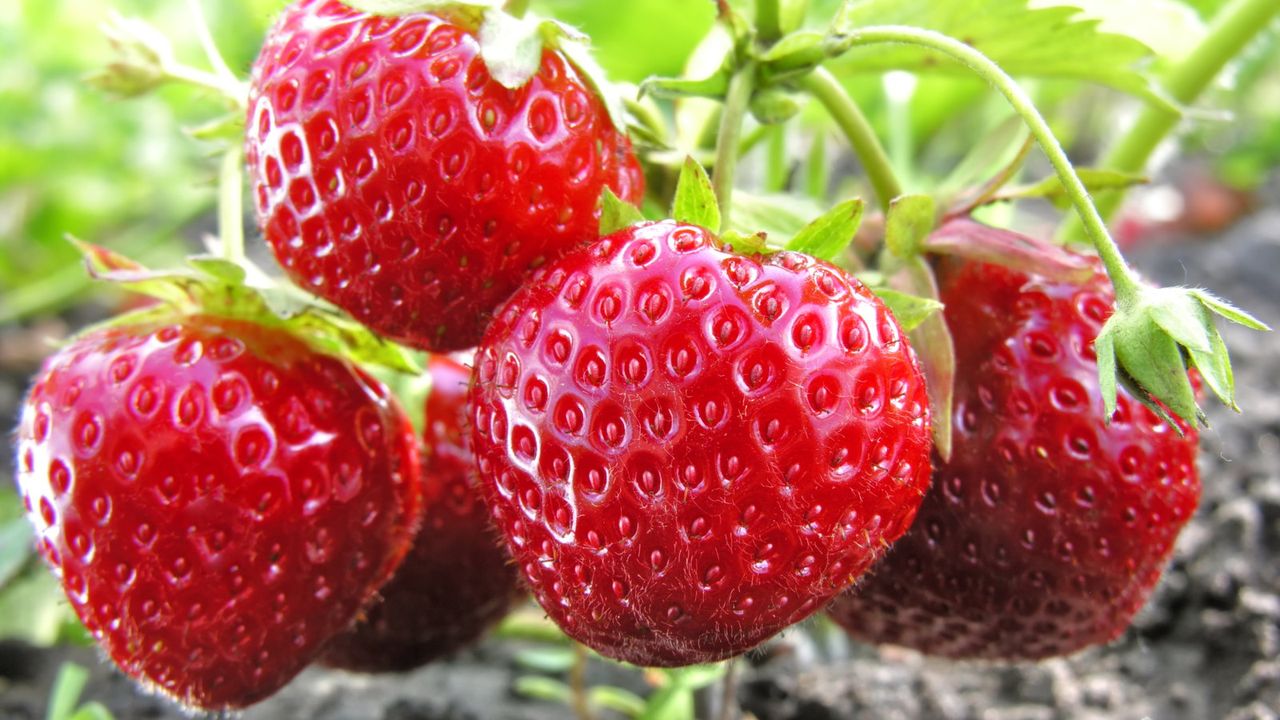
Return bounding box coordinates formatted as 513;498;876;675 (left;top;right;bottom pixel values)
3;0;1278;718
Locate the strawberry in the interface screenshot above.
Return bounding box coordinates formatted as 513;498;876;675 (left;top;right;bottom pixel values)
322;355;522;672
827;257;1201;660
13;313;421;709
467;220;933;666
245;0;644;352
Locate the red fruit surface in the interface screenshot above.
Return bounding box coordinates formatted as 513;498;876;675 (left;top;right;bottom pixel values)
322;355;522;672
13;314;421;709
245;0;644;352
827;257;1201;660
468;221;933;666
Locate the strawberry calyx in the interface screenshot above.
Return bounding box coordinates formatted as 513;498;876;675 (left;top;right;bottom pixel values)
70;239;420;375
344;0;627;129
925;217;1097;285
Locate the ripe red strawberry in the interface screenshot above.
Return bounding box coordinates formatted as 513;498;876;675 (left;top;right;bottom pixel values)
468;220;933;666
245;0;644;352
322;355;522;672
827;257;1201;660
13;313;421;709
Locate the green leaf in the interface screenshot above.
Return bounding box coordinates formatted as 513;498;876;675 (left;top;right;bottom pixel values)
513;675;574;704
599;188;645;236
829;0;1176;110
873;288;944;332
996;168;1147;209
885;194;936;259
513;645;578;673
588;686;647;718
672;157;721;231
0;519;32;591
48;663;90;720
1031;0;1206;62
1190;289;1271;331
785;198;864;262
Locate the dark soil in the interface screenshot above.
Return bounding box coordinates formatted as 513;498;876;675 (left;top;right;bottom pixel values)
1;208;1277;719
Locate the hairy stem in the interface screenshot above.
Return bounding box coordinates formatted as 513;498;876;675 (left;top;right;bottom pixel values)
1057;0;1280;240
716;659;741;720
829;26;1142;304
183;0;238;88
800;67;903;213
712;62;757;232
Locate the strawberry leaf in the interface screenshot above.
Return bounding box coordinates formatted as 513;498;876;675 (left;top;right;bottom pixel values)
672;157;721;232
874;288;944;332
599;188;646;236
828;0;1177;111
785;198;864;262
885;194;936;259
1035;0;1206;62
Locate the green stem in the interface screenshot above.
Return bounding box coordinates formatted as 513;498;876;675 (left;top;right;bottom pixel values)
1057;0;1280;241
712;62;757;233
756;0;783;44
219;147;245;265
829;25;1141;304
183;0;238;88
163;62;247;110
800;67;903;213
569;643;594;720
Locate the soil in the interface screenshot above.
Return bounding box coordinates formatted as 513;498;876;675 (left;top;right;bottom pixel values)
0;207;1277;719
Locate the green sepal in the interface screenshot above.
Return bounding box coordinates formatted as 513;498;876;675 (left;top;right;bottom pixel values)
722;229;771;255
672;156;721;231
873;288;944;333
599;187;646;236
1099;307;1202;428
589;686;647;717
757;30;827;82
885;194;936;259
901;258;955;461
513;675;573;704
343;0;491;24
70;239;420;375
1189;289;1271;331
785;198;864;262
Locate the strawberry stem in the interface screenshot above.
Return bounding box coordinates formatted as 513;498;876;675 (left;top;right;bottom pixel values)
218;147;245;265
712;61;757;232
827;25;1143;306
800;66;903;213
183;0;239;92
569;643;594;720
1056;0;1280;241
755;0;783;44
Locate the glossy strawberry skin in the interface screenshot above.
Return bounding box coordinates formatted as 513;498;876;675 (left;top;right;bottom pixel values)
322;355;522;672
13;314;421;710
245;0;644;352
468;221;933;666
827;258;1201;660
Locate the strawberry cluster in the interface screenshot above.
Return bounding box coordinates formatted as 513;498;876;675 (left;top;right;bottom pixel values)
12;0;1207;713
